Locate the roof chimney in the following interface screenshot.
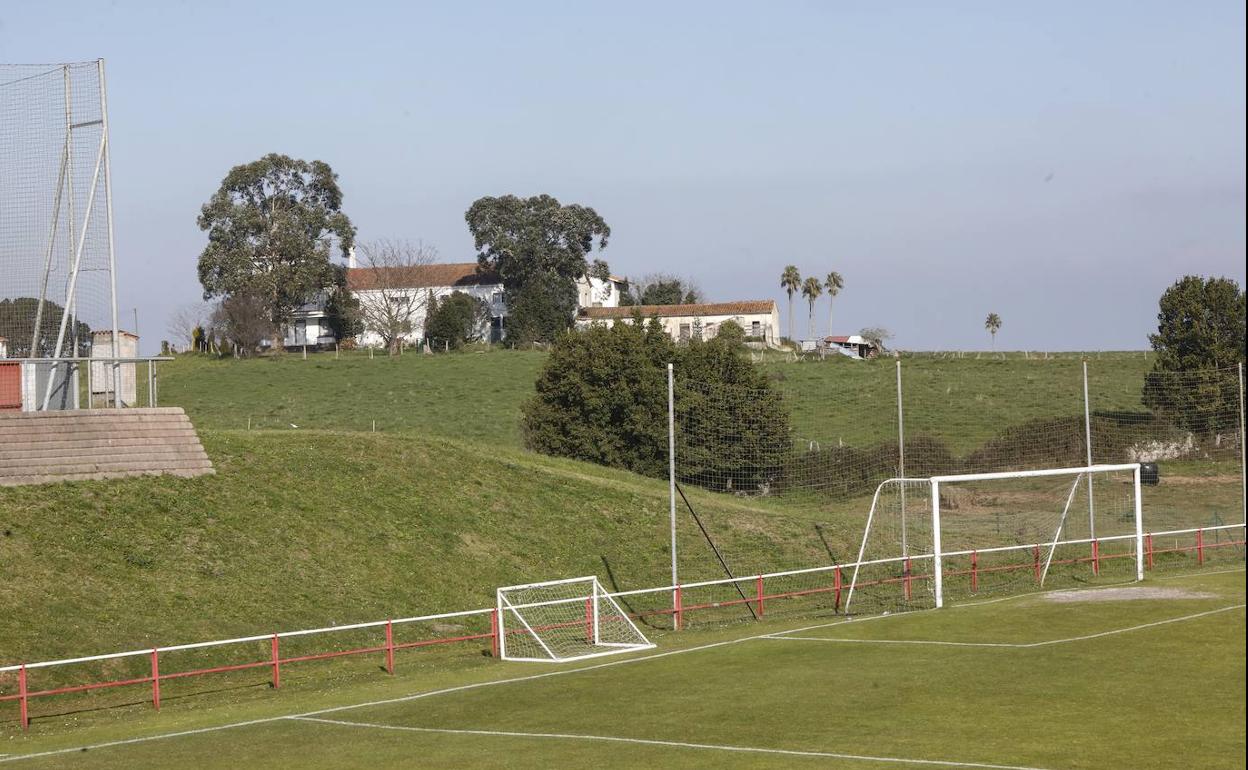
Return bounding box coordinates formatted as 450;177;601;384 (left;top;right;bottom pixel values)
347;246;357;269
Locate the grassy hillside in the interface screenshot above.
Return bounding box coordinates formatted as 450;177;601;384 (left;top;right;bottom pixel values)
157;349;1155;455
0;429;853;667
157;350;546;444
764;352;1154;452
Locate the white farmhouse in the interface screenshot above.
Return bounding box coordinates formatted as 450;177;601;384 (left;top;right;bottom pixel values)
576;301;781;346
285;261;625;348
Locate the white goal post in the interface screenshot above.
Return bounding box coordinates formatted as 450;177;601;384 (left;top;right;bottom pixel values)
848;464;1144;612
496;576;655;662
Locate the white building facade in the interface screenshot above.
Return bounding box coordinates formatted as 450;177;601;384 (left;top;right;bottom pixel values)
333;263;626;348
576;301;781;346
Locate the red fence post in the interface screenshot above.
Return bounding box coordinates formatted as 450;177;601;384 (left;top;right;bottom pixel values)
18;664;28;731
756;575;765;618
971;550;979;594
904;557;913;601
1146;534;1154;570
385;620;395;675
674;585;683;631
584;599;593;644
1196;528;1205;565
1092;540;1100;576
150;649;161;711
1033;546;1041;582
271;634;281;689
490;609;500;658
834;566;842;612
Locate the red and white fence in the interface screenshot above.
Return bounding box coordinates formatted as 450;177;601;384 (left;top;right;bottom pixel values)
1;523;1242;730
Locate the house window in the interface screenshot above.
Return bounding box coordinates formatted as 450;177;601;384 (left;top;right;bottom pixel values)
751;321;761;337
679;323;691;341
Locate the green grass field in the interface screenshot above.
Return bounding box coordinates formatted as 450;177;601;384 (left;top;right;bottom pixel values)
1;348;1243;766
1;570;1241;768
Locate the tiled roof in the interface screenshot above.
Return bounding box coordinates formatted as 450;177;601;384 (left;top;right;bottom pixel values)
580;301;776;319
347;262;500;291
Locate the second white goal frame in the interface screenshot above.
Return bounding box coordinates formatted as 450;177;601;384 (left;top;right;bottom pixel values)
849;463;1144;611
496;575;656;663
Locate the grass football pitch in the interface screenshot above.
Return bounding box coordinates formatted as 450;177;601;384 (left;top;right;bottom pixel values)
3;569;1242;769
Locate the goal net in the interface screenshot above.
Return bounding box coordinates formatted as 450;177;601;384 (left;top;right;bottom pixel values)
1;61;118;363
847;464;1143;613
496;576;655;662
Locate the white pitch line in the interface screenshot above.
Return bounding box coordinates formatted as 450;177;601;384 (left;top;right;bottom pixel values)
1154;566;1245;581
3;576;1242;765
290;716;1061;770
762;604;1246;648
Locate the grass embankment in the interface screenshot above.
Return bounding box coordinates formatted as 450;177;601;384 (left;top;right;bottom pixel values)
766;352;1153;452
0;428;850;667
157;350;546;443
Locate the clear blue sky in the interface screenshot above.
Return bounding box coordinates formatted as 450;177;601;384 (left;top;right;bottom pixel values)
3;1;1244;352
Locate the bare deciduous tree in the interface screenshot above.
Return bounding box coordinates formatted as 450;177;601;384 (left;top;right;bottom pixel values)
354;240;439;355
167;302;212;351
211;293;273;357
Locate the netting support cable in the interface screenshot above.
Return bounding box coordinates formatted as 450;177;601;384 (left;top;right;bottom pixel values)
674;482;757;621
1040;473;1085;586
30;69;72;357
42;122;106;408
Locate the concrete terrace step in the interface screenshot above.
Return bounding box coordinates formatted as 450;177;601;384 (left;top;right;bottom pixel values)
0;445;210;466
0;468;212;487
0;458;213;479
0;438;206;460
0;418;193;437
0;428;200;445
0;408;214;486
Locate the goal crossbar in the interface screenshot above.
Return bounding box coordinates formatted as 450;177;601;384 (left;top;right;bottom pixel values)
848;464;1144;612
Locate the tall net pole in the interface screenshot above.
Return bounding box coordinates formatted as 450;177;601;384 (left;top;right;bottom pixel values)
1083;360;1096;538
99;58;122;407
667;362;678;612
1240;362;1246;524
896;359;907;557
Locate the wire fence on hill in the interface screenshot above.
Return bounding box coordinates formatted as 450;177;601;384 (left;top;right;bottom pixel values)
671;362;1245;597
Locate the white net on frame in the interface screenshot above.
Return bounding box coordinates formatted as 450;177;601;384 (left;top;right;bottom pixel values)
845;479;937;615
0;61;116;363
497;576;654;662
933;465;1142;603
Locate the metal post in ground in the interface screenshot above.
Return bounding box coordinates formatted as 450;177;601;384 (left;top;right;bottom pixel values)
99;59;122;409
667;363;679;623
1239;362;1246;524
1083;361;1096;539
896;360;907;557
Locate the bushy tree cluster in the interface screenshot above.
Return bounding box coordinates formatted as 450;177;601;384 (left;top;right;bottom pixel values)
523;317;791;491
619;274;702;306
0;297;92;358
1143;276;1245;435
425;291;489;349
197;154;355;345
465;194;610;345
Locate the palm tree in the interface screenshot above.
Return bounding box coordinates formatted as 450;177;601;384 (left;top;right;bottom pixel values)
780;266;801;343
985;313;1002;350
824;271;844;337
801;276;823;341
